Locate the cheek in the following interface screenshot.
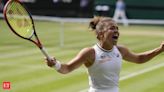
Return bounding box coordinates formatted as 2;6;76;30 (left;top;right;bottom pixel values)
106;32;113;38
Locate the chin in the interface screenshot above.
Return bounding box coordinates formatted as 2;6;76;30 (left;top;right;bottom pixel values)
113;41;117;45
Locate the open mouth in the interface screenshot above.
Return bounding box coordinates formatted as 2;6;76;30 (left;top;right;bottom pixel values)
112;36;118;39
112;34;119;40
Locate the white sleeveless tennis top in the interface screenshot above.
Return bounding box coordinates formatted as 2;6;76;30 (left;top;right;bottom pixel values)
87;44;122;92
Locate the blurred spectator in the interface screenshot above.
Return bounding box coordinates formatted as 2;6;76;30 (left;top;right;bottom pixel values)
80;0;88;8
0;0;8;11
79;0;92;17
113;0;129;26
0;0;4;12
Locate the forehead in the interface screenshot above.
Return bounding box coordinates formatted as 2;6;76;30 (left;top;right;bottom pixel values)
102;20;119;31
102;20;118;27
95;18;118;32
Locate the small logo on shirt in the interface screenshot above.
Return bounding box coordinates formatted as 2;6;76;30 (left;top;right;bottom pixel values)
99;52;120;63
116;53;119;57
99;53;112;63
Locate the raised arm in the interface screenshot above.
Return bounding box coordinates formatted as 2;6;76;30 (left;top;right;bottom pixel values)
45;47;95;74
117;41;164;64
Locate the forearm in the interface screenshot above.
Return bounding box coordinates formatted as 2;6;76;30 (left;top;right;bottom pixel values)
47;60;73;74
55;60;82;74
46;48;94;74
57;64;73;74
137;46;163;63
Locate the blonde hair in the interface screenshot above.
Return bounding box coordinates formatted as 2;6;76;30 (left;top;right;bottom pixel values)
89;16;116;33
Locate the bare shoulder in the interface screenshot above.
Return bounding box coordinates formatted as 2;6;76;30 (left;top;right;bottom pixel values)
117;45;128;51
81;47;94;52
116;45;129;57
79;47;95;57
79;47;95;67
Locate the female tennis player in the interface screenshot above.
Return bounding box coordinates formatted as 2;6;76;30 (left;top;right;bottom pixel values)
45;17;164;92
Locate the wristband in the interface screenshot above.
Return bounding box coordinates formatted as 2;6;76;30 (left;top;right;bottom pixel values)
54;60;61;70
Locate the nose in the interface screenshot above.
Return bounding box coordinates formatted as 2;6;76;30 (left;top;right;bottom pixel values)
111;26;118;32
113;29;118;32
113;29;118;33
113;29;119;36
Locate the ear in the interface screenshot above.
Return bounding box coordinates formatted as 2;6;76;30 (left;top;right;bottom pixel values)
97;31;104;40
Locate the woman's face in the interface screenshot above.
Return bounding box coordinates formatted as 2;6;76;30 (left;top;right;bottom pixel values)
99;23;119;45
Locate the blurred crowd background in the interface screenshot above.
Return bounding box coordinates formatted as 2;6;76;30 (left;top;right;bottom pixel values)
0;0;164;19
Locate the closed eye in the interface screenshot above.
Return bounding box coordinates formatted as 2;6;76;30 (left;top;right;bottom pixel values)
109;26;118;30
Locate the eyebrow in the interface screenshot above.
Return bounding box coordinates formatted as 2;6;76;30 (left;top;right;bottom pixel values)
110;25;119;29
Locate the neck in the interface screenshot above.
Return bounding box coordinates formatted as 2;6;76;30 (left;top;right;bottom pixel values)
97;42;114;52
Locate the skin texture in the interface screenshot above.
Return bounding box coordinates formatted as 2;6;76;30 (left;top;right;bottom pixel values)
45;17;164;74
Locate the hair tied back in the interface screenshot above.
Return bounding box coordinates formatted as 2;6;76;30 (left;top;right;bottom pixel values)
89;16;101;31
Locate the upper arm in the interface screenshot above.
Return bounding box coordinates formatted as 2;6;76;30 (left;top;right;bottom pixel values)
66;47;95;71
117;45;140;63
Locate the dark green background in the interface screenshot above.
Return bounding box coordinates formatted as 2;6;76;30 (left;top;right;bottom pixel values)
94;0;164;19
